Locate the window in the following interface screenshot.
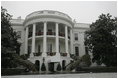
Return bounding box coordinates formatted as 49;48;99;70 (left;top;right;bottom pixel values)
17;31;21;38
74;33;78;41
38;30;41;32
28;46;31;55
75;46;79;56
38;45;40;53
48;44;52;52
48;29;52;32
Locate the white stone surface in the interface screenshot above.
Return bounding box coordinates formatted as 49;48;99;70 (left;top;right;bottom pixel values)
2;73;117;78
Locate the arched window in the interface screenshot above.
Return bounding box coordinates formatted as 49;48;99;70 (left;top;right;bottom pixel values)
35;60;40;71
62;60;66;70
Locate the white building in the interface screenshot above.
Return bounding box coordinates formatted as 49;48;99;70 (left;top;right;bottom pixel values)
11;10;90;72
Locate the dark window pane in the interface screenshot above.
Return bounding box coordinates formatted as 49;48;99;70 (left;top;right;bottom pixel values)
75;46;79;56
74;33;78;41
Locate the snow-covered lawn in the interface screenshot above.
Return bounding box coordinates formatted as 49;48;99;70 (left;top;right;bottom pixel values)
2;73;117;78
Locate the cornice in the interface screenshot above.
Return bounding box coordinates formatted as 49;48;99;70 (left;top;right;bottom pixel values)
23;15;74;26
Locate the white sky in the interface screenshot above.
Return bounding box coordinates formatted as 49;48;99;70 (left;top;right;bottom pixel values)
1;1;117;24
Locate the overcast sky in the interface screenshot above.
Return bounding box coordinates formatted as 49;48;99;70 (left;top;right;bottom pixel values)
1;1;117;24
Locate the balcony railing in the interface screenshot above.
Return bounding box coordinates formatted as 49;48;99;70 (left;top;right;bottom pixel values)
47;52;56;56
33;52;42;56
36;32;43;36
28;32;67;38
59;32;65;37
47;32;55;35
60;52;67;56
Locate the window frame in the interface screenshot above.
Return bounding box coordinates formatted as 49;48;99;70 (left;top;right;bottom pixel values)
75;46;79;56
74;33;78;41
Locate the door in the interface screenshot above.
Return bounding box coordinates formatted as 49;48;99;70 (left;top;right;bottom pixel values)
48;62;54;72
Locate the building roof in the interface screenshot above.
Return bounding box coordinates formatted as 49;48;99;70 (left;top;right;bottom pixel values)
10;19;24;26
74;23;90;29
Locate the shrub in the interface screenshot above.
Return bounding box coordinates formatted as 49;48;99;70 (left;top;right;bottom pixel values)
41;63;46;71
57;63;61;71
20;54;29;60
79;67;117;72
81;54;91;67
66;59;81;71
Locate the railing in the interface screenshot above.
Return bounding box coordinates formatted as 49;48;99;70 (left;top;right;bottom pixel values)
36;32;43;36
28;32;67;38
33;52;42;56
59;32;65;37
47;52;56;56
47;32;55;35
60;52;67;56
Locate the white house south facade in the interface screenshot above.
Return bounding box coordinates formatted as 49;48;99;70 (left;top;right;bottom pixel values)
11;10;90;72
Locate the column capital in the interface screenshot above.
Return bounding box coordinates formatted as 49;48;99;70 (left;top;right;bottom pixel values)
55;22;59;24
33;23;36;24
43;21;47;23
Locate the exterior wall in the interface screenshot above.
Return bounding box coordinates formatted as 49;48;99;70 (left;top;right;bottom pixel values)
73;23;90;57
11;19;25;55
10;10;90;72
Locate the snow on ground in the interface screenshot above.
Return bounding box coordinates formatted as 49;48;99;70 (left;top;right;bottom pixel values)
2;73;117;78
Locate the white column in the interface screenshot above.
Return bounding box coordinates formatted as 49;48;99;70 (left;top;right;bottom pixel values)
65;26;69;57
42;22;47;57
56;23;59;53
30;23;36;57
24;26;28;54
70;28;73;54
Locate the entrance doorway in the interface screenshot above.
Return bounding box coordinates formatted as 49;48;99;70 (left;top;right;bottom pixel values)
48;62;54;72
35;60;40;71
62;60;66;70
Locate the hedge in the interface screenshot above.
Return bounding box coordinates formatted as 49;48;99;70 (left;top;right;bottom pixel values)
76;67;117;72
1;68;25;76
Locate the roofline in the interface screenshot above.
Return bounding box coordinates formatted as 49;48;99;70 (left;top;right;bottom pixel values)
25;10;72;20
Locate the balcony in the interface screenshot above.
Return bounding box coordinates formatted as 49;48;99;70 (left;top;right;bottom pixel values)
36;32;43;36
47;32;55;35
33;52;42;56
47;52;56;56
60;52;67;57
28;32;67;38
59;32;65;37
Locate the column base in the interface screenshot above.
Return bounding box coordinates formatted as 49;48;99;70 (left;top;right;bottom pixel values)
67;53;70;57
30;53;34;57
